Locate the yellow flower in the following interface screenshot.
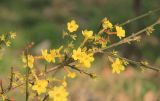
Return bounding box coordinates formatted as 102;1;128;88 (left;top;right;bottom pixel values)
48;86;68;101
0;34;5;41
72;48;83;60
32;79;48;95
82;30;93;39
67;72;76;78
72;48;94;68
22;54;34;68
50;46;63;58
27;55;34;68
67;20;79;32
0;94;6;100
111;58;125;74
115;26;125;39
62;79;67;87
10;32;16;39
41;49;55;63
102;18;113;29
79;53;94;68
5;41;11;47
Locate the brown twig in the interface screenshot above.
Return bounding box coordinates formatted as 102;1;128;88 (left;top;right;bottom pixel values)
67;65;95;78
8;67;14;90
42;94;49;101
0;80;4;94
105;52;160;72
99;19;159;51
120;7;160;26
2;66;60;94
24;44;30;101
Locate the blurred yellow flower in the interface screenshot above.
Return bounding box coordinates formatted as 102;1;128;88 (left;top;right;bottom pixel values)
115;26;125;39
48;86;68;101
82;30;93;39
5;41;11;47
50;46;63;58
102;18;113;29
10;32;16;39
72;48;83;61
67;20;79;32
0;34;5;41
67;72;76;78
72;48;94;68
32;79;48;95
27;55;34;68
62;79;67;87
111;58;125;74
23;54;34;68
41;49;55;63
80;53;94;68
0;94;6;100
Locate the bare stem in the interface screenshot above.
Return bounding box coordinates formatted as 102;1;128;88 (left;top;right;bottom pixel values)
42;94;49;101
98;19;159;52
0;80;4;94
8;67;14;90
2;64;61;95
120;7;160;26
67;65;95;78
25;48;29;101
106;52;160;72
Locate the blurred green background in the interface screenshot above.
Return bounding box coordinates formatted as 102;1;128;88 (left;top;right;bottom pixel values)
0;0;160;101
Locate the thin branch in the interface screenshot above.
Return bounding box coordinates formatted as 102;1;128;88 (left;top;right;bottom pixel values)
42;94;49;101
67;65;95;78
46;64;62;73
25;48;29;101
0;80;4;94
120;7;160;26
104;36;141;51
8;67;14;90
3;64;62;94
106;52;160;72
98;19;159;52
3;59;71;94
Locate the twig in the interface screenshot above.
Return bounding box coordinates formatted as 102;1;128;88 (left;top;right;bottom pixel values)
67;65;94;78
106;52;160;72
98;19;159;52
25;48;29;101
42;94;49;101
3;64;63;94
104;36;141;51
8;67;14;90
120;7;160;26
0;80;4;94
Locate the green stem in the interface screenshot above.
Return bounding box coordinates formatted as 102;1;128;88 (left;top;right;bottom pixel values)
26;67;29;101
25;49;29;101
45;63;47;74
79;38;88;48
